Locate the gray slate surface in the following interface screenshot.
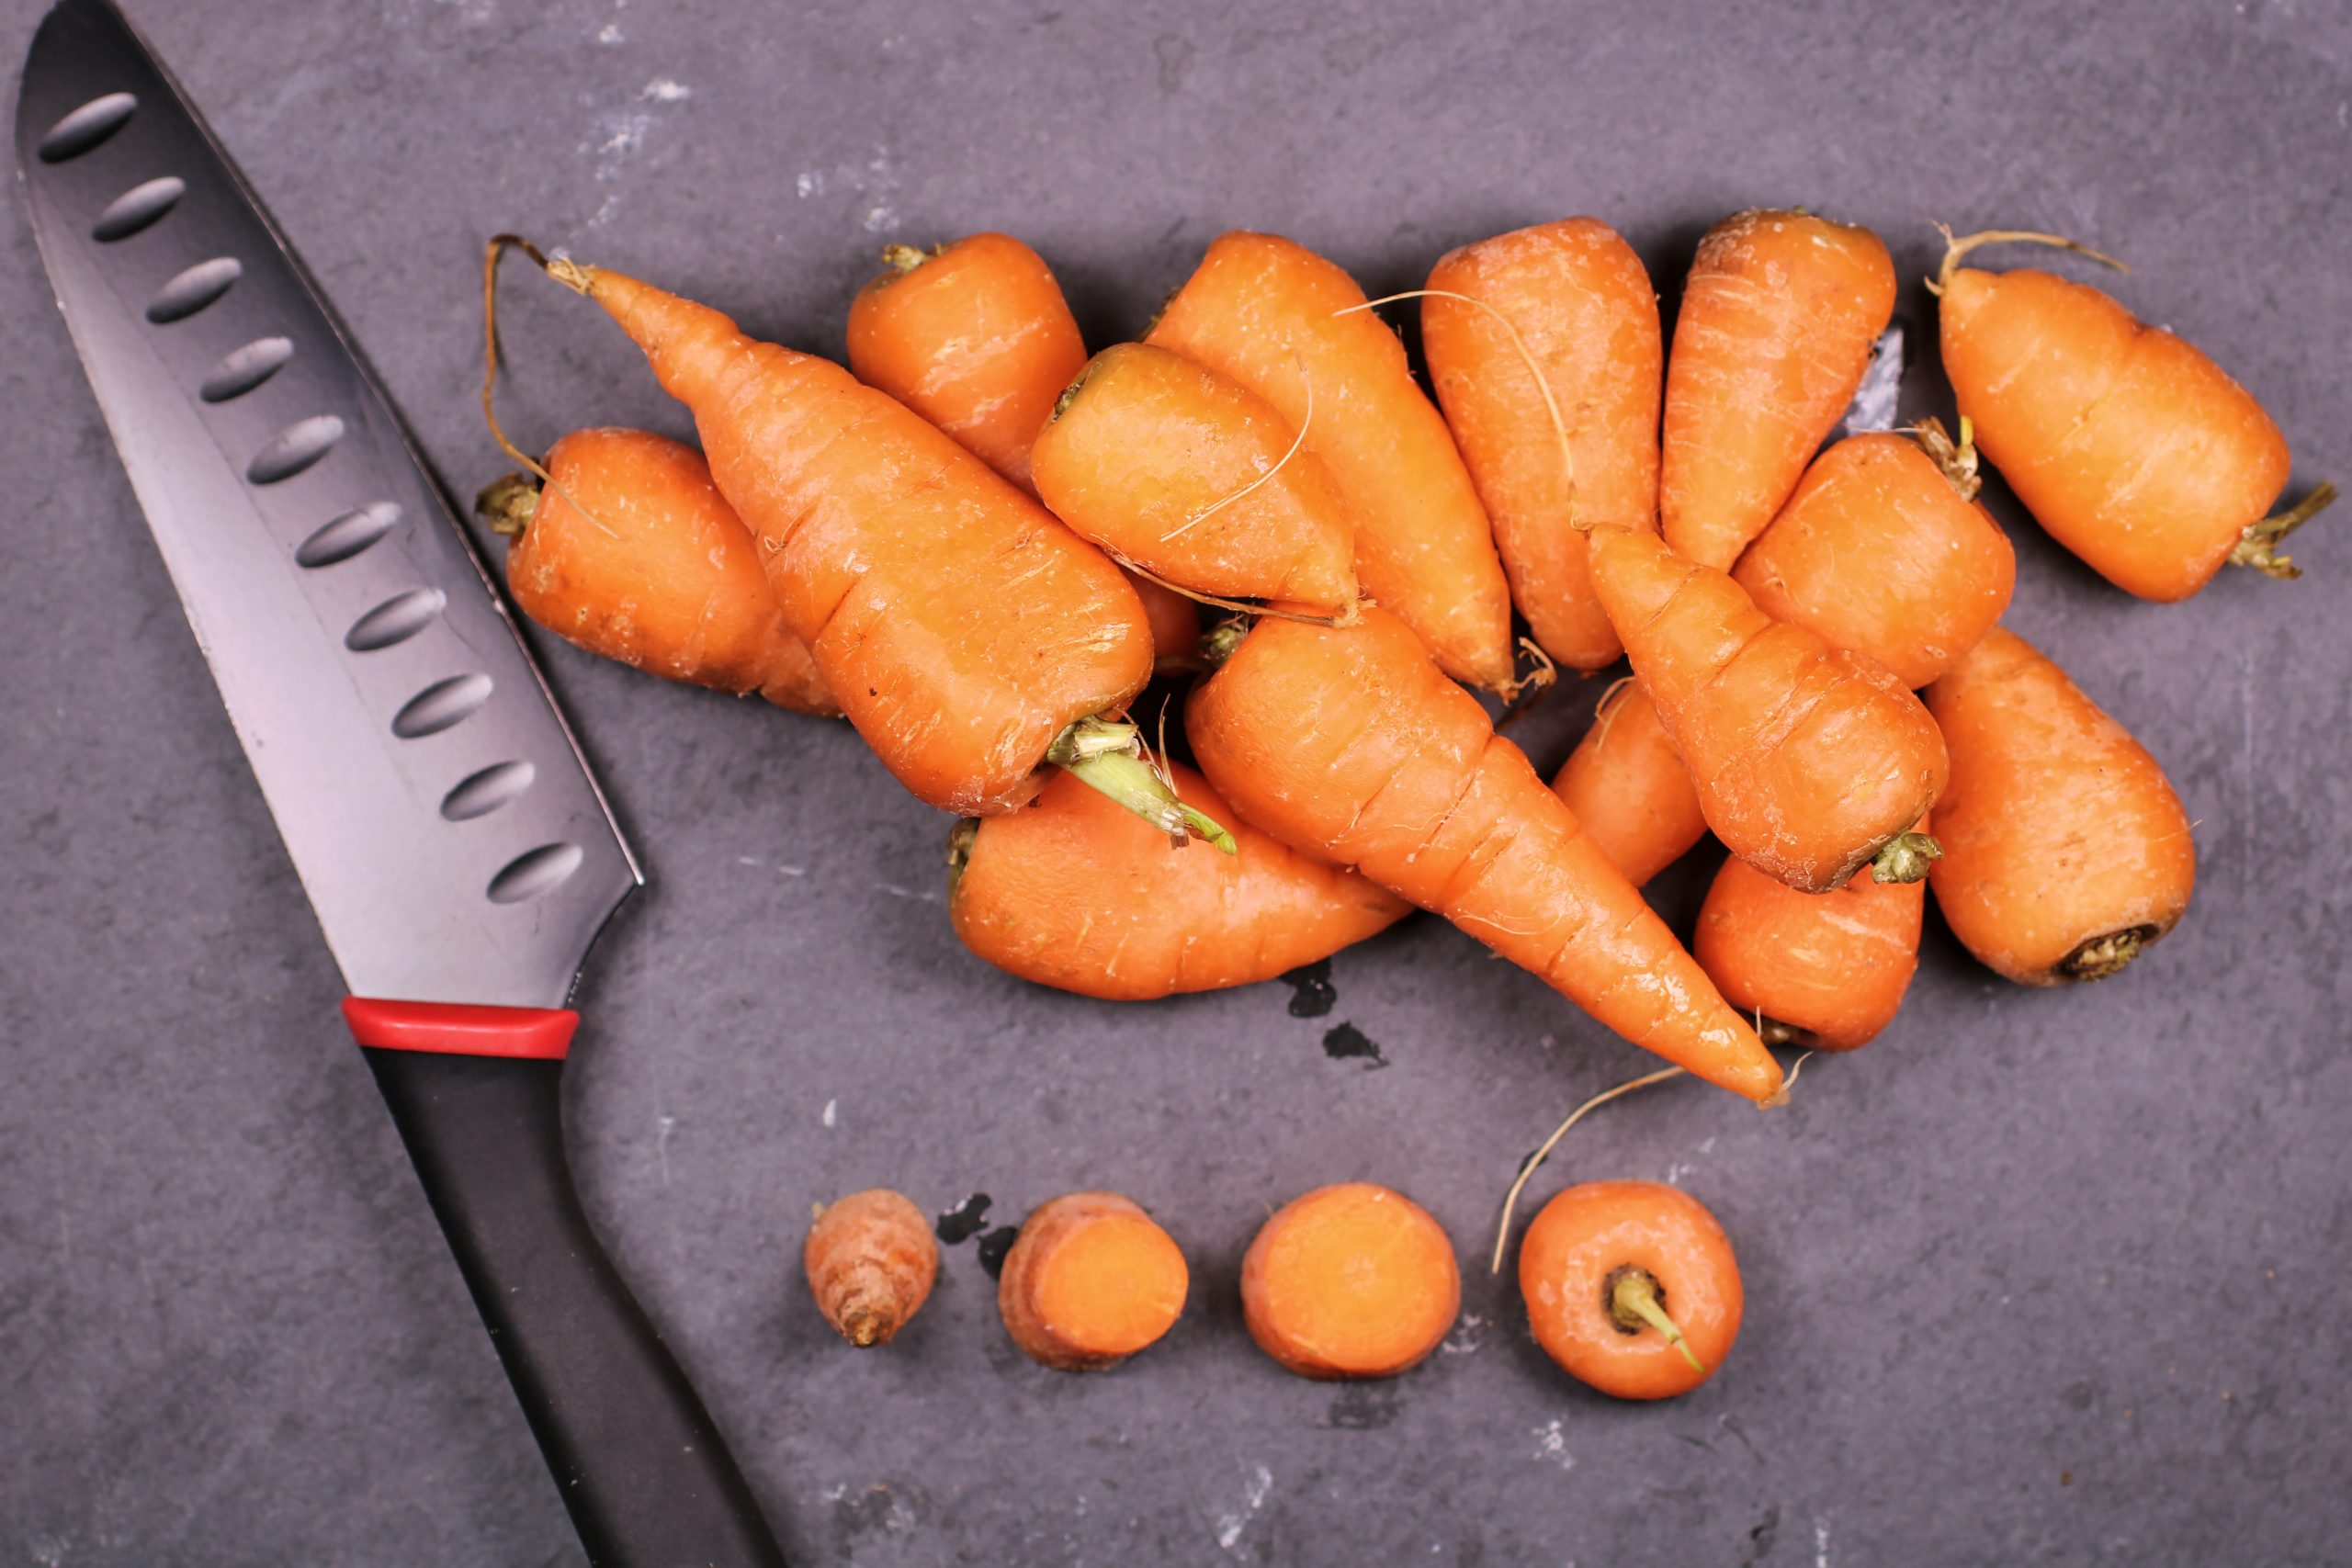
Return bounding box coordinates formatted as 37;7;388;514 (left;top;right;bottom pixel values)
3;1;2347;1563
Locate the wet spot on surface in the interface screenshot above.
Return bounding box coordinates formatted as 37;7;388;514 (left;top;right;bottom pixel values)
1280;958;1336;1017
935;1193;992;1244
976;1226;1019;1279
1323;1382;1403;1429
1740;1506;1781;1565
1322;1021;1385;1068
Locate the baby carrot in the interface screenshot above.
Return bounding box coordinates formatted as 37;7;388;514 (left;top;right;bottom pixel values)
1924;627;2194;984
1519;1181;1740;1401
1660;209;1896;570
1588;523;1947;894
1148;231;1518;693
997;1192;1190;1372
1692;816;1929;1052
508;242;1224;843
1189;608;1781;1102
804;1189;938;1348
1733;420;2014;688
950;761;1409;1001
1242;1182;1459;1380
844;232;1085;494
482;426;838;716
1031;343;1358;616
1548;681;1706;887
1934;230;2331;602
1423;218;1663;671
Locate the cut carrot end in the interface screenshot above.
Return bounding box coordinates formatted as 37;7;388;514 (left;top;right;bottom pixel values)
2059;925;2155;983
2229;479;2335;581
474;472;540;538
1047;717;1237;853
1608;1267;1705;1374
879;242;935;276
1909;415;1984;502
1870;830;1943;885
1031;1214;1189;1360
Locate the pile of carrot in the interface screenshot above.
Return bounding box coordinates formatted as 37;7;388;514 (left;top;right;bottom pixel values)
479;198;2326;1404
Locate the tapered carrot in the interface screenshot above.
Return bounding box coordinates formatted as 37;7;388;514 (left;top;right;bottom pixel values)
1549;682;1706;887
997;1192;1190;1371
1924;628;2194;984
1519;1181;1740;1400
1031;343;1358;615
1242;1182;1460;1380
844;232;1085;494
1189;608;1781;1102
805;1189;938;1348
1692;815;1929;1052
1423;219;1663;671
1148;231;1518;693
1660;209;1896;570
1589;523;1947;894
1932;229;2330;601
950;761;1409;1001
1734;420;2014;688
503;241;1225;844
481;427;838;716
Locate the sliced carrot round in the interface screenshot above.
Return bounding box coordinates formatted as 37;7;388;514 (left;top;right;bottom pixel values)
998;1192;1188;1371
1240;1181;1459;1380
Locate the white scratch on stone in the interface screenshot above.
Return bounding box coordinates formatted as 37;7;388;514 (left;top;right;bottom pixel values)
776;863;808;877
1214;1464;1272;1553
1815;1517;1832;1568
641;76;691;102
1441;1310;1485;1355
797;170;824;197
1532;1417;1576;1471
877;882;941;904
596;20;622;42
862;204;899;233
583;107;655;180
821;1099;838;1129
656;1113;677;1187
737;855;762;867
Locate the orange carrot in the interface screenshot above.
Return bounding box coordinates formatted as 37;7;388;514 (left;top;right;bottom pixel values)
512;243;1227;844
997;1192;1190;1371
1693;815;1929;1052
844;232;1085;494
1934;230;2332;601
1135;573;1204;667
1241;1182;1459;1380
1734;420;2014;688
1588;523;1947;894
482;427;839;716
1423;219;1663;671
1519;1180;1740;1400
1924;627;2194;984
804;1189;938;1348
1189;608;1781;1101
1548;681;1706;887
950;761;1409;1001
1148;231;1517;693
1031;343;1358;615
1660;209;1895;570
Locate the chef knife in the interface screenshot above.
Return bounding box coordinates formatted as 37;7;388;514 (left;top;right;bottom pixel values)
16;2;786;1562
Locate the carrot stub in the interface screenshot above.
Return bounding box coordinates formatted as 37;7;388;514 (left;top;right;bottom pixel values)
1933;229;2332;602
950;762;1409;1001
1189;608;1781;1102
1423;218;1664;671
483;427;839;716
1241;1182;1460;1380
997;1192;1189;1371
1549;681;1706;887
1660;209;1896;570
1924;627;2194;985
1734;419;2015;689
1588;523;1948;895
804;1189;939;1348
1519;1180;1741;1401
1148;231;1518;693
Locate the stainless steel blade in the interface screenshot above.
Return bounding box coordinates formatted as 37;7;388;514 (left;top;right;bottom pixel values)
17;0;639;1010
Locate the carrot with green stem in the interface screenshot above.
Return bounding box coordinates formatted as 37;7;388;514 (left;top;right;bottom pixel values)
1660;209;1896;570
1931;226;2332;601
489;236;1227;845
1422;219;1664;671
1549;680;1706;887
1188;608;1781;1102
1148;231;1521;694
1519;1181;1741;1400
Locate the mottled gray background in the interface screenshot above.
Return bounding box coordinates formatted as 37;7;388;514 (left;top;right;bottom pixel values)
4;1;2347;1563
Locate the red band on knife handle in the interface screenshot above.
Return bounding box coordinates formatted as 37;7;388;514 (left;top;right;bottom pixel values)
342;998;579;1060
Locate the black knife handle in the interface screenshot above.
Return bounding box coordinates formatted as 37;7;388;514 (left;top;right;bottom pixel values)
365;1047;787;1567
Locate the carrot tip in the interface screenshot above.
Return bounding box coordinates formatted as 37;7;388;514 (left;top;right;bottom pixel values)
1870;830;1943;885
878;242;936;276
2059;926;2155;983
474;471;540;537
1908;416;1983;502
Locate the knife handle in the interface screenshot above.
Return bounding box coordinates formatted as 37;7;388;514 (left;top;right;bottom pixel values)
351;1001;786;1568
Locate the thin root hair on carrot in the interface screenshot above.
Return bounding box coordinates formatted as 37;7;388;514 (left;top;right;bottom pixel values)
1107;548;1356;628
1161;355;1315;545
2228;479;2337;581
481;233;617;540
1928;223;2130;297
1490;1065;1687;1275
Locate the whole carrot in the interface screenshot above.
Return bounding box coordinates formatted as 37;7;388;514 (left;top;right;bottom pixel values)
1189;609;1781;1102
1423;218;1663;671
1548;681;1706;887
1148;231;1518;693
1031;343;1358;616
506;242;1223;843
1934;229;2331;601
951;761;1409;1001
1660;209;1895;570
1692;816;1929;1052
482;427;838;716
1589;523;1946;894
1734;420;2014;688
1924;627;2194;984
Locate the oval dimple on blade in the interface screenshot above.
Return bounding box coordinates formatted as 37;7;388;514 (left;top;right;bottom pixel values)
37;91;136;162
295;502;401;568
201;335;293;402
147;255;241;323
345;587;446;652
441;761;537;821
246;414;344;484
92;175;184;241
487;842;584;905
390;672;493;739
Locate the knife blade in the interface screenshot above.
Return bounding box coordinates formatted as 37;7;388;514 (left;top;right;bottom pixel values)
17;3;786;1562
